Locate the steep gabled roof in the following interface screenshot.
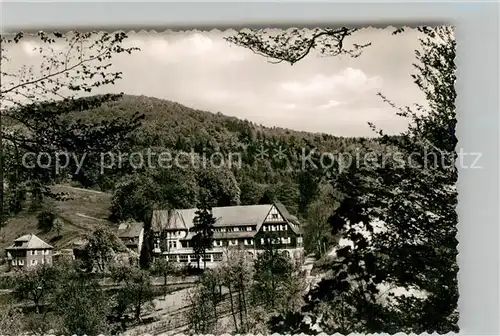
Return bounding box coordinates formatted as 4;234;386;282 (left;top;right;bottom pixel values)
151;210;188;232
117;221;144;238
274;201;302;235
151;202;303;235
6;234;53;250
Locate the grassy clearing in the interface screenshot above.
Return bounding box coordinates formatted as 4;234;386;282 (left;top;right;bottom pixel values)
1;184;115;253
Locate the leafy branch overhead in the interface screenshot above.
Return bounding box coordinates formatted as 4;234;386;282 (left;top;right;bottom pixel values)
1;31;139;104
225;27;371;65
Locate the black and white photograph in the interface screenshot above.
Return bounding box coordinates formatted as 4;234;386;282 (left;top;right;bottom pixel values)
0;26;459;335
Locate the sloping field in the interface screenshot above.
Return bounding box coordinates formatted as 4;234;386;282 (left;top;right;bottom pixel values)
1;184;115;252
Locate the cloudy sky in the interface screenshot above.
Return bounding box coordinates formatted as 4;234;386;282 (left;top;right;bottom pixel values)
7;28;426;137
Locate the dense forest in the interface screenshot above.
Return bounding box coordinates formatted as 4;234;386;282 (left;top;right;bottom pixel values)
3;93;389;257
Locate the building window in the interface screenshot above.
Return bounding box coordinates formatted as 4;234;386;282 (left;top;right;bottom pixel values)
271;225;276;231
31;260;37;266
18;260;24;266
260;238;265;245
202;255;211;262
179;255;188;263
11;260;16;266
229;240;237;246
281;237;291;244
272;213;278;219
298;237;303;244
263;226;268;232
234;227;240;232
189;255;198;262
213;253;223;261
31;250;37;256
246;226;252;231
221;228;227;233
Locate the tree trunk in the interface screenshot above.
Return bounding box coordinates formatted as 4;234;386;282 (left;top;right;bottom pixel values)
238;291;244;332
228;284;238;332
135;290;142;321
164;273;167;299
212;301;218;328
271;278;276;309
241;286;248;318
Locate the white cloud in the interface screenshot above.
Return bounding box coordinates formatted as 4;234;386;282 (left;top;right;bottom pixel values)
279;67;383;98
127;33;246;65
317;99;344;110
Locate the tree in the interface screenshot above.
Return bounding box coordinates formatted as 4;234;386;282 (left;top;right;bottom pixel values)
253;234;293;310
81;227;128;273
280;262;308;314
303;190;339;257
215;248;254;333
197;269;224;330
223;247;254;333
110;264;156;322
36;210;57;233
0;31;143;231
191;203;216;269
297;167;322;216
53;265;113;335
196;167;241;207
53;217;63;237
185;285;217;334
151;257;173;299
12;263;60;313
263;26;459;334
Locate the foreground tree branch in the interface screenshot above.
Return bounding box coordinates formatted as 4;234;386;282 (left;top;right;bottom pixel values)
225;27;371;65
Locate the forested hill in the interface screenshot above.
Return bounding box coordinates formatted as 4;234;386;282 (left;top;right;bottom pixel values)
3;94;387;256
89;94;374;152
76;93;383;197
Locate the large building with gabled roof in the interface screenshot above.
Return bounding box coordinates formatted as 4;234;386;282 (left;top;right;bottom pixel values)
5;234;54;270
150;202;304;267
